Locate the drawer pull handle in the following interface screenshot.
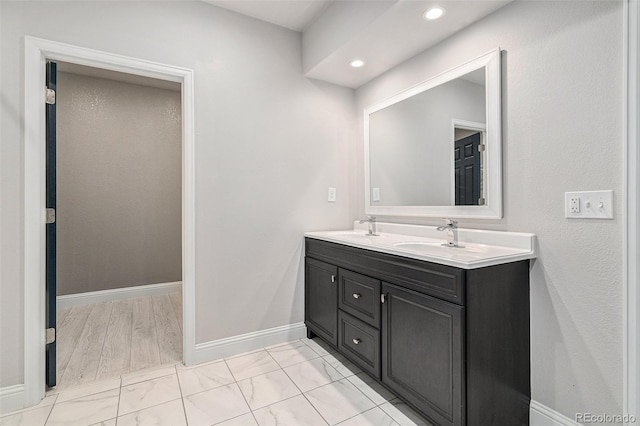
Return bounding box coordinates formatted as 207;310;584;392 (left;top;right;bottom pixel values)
352;338;361;345
331;275;336;283
352;293;361;299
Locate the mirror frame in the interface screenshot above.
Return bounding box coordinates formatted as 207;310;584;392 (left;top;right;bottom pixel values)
364;48;502;219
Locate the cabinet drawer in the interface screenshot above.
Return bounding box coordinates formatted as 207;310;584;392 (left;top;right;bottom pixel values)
338;269;380;327
338;311;380;379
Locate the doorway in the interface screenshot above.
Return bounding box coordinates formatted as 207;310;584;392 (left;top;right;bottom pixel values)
47;61;184;389
24;37;196;406
451;119;486;206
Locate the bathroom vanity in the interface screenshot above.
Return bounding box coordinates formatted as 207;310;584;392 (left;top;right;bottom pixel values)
304;223;536;426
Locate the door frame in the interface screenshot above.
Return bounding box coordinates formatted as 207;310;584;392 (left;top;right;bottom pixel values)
625;0;639;422
23;36;196;406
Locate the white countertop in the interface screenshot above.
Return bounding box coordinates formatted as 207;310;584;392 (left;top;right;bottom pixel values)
305;221;537;269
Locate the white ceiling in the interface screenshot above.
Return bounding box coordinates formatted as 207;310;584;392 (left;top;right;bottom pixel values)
205;0;333;31
204;0;512;88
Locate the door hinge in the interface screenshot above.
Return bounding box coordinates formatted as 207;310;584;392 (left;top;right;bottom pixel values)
46;208;56;224
381;294;386;304
478;143;486;152
45;88;56;105
478;198;486;206
46;328;56;344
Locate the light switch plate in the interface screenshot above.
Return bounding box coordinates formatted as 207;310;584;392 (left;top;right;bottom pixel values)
565;190;613;219
372;187;380;202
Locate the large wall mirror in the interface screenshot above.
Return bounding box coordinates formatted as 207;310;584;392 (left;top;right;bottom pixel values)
364;49;502;219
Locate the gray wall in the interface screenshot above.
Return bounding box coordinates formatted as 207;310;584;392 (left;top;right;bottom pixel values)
356;0;622;419
0;1;355;387
56;72;182;296
0;1;626;421
369;77;485;206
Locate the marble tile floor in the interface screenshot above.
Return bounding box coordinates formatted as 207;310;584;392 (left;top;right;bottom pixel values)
0;337;432;425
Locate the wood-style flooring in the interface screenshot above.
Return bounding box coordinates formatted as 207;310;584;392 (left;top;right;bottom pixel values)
55;292;182;389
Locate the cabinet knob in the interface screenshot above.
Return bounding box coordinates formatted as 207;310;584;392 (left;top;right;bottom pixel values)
331;275;336;283
352;338;361;345
352;293;361;299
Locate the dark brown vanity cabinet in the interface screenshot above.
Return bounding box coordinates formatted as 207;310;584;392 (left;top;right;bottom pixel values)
304;237;531;426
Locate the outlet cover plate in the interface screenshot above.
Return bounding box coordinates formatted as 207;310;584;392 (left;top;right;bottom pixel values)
565;190;613;219
328;187;336;203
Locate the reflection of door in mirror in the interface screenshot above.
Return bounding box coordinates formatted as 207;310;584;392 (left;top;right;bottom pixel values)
454;131;482;205
451;120;485;206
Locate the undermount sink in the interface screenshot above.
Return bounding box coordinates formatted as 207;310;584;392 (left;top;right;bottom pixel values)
393;241;442;249
394;241;490;255
329;231;384;239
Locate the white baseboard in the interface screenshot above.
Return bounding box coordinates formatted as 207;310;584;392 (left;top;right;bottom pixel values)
531;400;579;426
0;385;25;415
57;281;182;309
193;322;307;365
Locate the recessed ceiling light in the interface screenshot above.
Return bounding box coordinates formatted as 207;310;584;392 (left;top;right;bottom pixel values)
424;7;445;20
350;59;365;68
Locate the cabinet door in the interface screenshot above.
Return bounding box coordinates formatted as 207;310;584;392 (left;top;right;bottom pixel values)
305;258;338;346
382;283;465;426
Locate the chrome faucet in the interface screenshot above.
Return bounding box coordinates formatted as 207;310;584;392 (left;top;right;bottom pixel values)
359;216;379;236
436;218;463;248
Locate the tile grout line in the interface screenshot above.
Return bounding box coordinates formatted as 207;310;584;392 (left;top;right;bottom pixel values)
222;356;259;425
295;338;388;424
0;393;59;419
342;373;384;408
334;407;383;426
264;343;322;370
43;393;58;426
278;360;331;426
115;376;123;420
173;365;190;425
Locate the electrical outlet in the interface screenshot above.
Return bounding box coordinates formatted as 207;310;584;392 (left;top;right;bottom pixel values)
565;191;613;219
328;187;336;203
570;197;580;213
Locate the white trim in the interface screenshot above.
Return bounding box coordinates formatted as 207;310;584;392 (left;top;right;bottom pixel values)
193;323;307;365
0;385;26;415
363;48;502;219
530;400;579;426
23;37;197;408
56;281;182;310
625;0;639;423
